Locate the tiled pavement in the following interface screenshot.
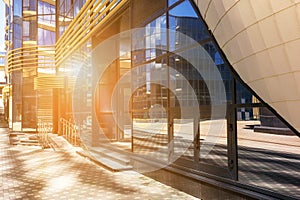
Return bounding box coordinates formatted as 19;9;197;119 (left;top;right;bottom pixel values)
0;128;199;200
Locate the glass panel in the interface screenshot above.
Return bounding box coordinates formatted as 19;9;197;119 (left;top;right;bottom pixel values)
132;58;169;162
132;15;167;65
74;1;80;17
114;13;132;148
87;7;131;147
12;71;22;131
23;20;37;41
23;0;30;11
13;0;22;17
24;0;36;11
95;61;118;140
197;43;229;171
13;24;22;49
235;81;300;198
71;41;93;146
22;77;37;129
23;21;29;38
237;106;300;198
169;54;197;161
202;41;232;103
236;81;253;105
168;0;209;52
38;28;55;45
38;1;56;26
169;0;198;18
145;15;167;61
168;1;230;173
58;0;74;36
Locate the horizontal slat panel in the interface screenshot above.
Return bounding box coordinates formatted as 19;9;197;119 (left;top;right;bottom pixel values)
34;75;65;89
8;45;55;73
55;0;128;67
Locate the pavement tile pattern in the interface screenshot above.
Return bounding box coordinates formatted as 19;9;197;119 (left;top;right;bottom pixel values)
0;128;199;200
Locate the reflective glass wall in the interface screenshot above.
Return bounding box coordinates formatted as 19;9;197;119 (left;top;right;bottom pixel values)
58;0;300;198
58;0;86;37
128;0;231;176
9;0;56;131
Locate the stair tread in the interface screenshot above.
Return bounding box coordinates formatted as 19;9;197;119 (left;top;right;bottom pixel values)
91;147;131;165
77;150;132;172
19;140;39;143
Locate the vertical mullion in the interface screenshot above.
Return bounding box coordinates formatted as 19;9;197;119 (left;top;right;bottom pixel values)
130;0;134;152
227;77;238;180
166;1;174;163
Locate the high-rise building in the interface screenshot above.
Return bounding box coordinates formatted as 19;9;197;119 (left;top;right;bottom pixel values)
4;0;56;130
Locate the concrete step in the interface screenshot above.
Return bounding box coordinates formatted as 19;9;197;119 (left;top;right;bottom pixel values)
20;142;40;146
9;132;41;146
9;133;25;137
19;139;39;143
77;149;133;172
90;147;131;166
47;134;74;150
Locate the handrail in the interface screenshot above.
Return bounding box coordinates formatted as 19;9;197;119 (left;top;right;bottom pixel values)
37;119;52;149
59;118;81;146
55;0;127;67
7;45;55;73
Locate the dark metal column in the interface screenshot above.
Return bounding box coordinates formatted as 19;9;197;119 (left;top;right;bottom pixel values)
227;78;238;181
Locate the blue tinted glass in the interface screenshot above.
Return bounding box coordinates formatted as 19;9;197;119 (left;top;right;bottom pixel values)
132;15;167;64
169;0;209;51
38;28;55;45
30;0;36;10
236;80;253;104
13;0;22;17
214;52;224;65
169;0;198;18
13;24;22;48
202;41;232;101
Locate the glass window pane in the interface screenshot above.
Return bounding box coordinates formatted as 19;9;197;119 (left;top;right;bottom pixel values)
132;58;169;162
38;28;55;45
237;105;300;198
23;21;29;37
13;0;22;17
169;0;198;18
169;1;209;51
132;15;167;66
235;80;300;198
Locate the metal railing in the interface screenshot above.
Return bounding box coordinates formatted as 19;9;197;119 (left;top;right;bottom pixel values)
37;120;52;149
59;118;81;146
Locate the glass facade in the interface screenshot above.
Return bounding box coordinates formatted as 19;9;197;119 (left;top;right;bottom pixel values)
7;0;56;130
67;0;298;195
129;0;231;174
57;1;300;198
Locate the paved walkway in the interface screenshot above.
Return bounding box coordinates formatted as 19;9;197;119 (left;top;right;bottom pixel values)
0;128;198;200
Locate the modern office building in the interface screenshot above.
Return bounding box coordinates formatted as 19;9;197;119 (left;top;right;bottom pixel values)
4;0;56;130
3;0;300;199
